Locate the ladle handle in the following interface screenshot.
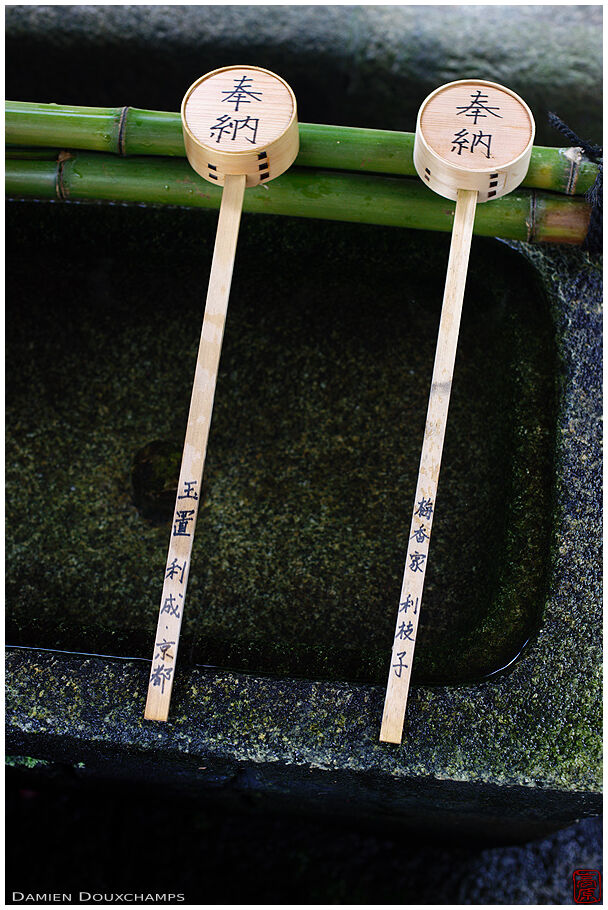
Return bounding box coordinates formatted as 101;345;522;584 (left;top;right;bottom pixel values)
380;187;478;744
145;172;246;722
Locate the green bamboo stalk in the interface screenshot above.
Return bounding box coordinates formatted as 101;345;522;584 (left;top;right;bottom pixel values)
3;146;60;160
5;151;590;244
5;101;598;195
7;158;59;197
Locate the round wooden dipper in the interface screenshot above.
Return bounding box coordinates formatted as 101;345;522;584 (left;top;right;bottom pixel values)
145;67;299;722
414;79;535;202
380;80;535;744
181;65;299;187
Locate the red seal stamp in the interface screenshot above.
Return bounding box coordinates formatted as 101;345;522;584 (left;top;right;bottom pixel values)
573;869;602;904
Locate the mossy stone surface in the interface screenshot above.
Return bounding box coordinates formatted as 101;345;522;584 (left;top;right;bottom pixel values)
6;202;601;833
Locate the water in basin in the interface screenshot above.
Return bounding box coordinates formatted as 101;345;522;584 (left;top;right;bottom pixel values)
6;204;555;685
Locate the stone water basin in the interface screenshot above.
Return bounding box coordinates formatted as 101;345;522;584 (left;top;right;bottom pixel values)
6;201;600;839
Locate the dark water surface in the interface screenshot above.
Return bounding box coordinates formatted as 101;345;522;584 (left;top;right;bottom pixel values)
6;204;556;684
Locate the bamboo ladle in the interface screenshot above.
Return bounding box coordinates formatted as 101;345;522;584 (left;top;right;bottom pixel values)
145;66;298;722
380;80;535;744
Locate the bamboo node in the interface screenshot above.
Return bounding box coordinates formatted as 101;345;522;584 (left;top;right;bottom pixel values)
526;190;538;243
56;150;73;201
117;106;130;156
561;146;584;195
